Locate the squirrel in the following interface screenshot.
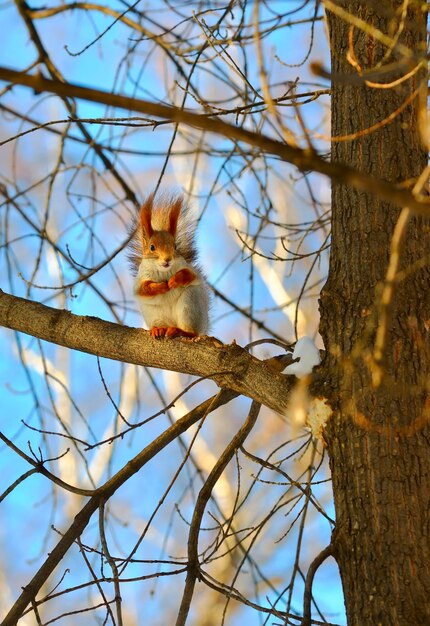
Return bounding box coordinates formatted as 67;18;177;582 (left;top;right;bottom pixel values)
128;193;210;339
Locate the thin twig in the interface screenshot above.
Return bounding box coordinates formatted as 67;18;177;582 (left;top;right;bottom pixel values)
301;545;334;626
175;400;261;626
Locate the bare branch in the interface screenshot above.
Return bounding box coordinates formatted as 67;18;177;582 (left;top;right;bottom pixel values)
175;400;261;626
0;389;237;626
0;66;428;217
301;545;334;626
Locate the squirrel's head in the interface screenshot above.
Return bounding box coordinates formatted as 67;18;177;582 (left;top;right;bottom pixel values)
140;196;182;271
128;193;197;276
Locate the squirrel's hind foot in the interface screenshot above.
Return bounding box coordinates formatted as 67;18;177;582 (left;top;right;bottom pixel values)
149;326;197;339
165;326;197;339
150;326;167;338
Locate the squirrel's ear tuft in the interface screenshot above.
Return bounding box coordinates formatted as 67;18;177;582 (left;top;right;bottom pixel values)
140;197;154;238
168;197;182;236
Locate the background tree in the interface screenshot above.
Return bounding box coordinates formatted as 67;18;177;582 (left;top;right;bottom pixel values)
0;2;428;626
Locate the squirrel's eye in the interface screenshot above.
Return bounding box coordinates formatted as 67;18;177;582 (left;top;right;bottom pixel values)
150;244;156;252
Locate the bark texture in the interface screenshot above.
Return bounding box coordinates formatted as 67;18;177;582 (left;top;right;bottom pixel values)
320;2;430;624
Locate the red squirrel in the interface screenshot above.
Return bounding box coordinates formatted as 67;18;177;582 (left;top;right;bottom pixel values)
128;194;210;338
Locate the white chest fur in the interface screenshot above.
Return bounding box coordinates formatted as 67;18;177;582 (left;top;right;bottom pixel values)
134;257;207;332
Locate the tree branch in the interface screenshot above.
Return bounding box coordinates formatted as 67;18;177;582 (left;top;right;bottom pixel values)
0;389;236;626
175;400;261;626
0;66;429;217
0;289;294;414
301;544;334;626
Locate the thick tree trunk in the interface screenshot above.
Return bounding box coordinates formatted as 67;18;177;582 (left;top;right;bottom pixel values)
320;2;430;624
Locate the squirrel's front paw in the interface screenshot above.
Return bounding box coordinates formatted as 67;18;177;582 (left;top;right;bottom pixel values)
137;280;169;297
168;268;196;290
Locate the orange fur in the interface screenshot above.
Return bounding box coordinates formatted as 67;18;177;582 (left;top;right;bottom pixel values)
168;268;196;290
168;198;182;235
150;327;167;338
149;326;196;339
165;327;197;338
140;198;154;242
128;194;199;276
137;279;169;297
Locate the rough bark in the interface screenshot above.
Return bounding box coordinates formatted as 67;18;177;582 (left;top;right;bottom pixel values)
320;2;430;624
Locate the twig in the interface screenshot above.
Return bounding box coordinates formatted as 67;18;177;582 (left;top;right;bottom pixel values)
0;66;429;217
0;390;236;626
99;499;123;626
301;545;334;626
175;400;261;626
